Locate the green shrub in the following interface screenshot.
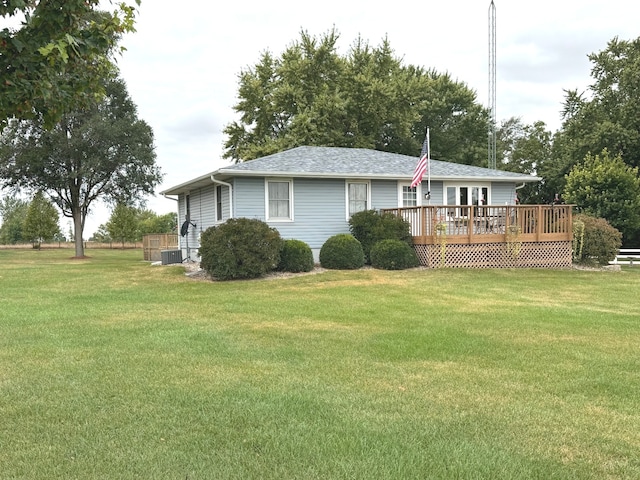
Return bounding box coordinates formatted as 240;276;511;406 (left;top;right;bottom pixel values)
277;239;314;273
370;239;419;270
319;234;364;270
199;218;283;280
349;210;413;264
573;214;622;266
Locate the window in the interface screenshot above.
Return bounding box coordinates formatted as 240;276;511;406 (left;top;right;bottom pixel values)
445;184;489;217
347;181;369;217
266;179;293;221
400;184;418;207
216;185;223;222
444;185;489;206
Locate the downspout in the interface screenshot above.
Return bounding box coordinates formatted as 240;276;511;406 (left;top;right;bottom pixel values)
162;193;182;252
161;193;180;228
514;183;525;204
210;175;234;219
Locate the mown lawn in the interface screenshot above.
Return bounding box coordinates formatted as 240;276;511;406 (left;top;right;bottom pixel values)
1;248;639;479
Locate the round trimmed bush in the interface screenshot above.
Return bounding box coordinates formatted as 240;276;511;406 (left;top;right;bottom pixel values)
319;234;364;270
573;213;622;266
370;239;419;270
349;209;413;264
199;218;283;280
277;239;314;273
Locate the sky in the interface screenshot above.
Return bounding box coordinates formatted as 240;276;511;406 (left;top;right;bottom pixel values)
16;0;640;236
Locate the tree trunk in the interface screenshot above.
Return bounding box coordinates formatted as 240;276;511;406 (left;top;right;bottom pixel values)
73;211;85;258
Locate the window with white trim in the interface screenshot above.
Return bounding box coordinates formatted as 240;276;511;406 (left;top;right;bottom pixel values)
266;179;293;221
346;181;369;217
399;183;418;207
444;184;490;206
444;183;490;217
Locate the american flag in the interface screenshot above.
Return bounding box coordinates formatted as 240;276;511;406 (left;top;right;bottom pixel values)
410;130;430;188
410;154;428;188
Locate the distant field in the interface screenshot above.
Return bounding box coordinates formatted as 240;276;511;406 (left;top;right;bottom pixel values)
0;241;142;250
1;248;639;479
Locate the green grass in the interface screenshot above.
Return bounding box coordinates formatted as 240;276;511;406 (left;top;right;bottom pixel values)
1;248;639;479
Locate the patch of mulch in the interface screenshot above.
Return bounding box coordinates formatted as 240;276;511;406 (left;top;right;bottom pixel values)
178;261;327;282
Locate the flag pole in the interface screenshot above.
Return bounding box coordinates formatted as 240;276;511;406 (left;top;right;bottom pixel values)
426;127;431;204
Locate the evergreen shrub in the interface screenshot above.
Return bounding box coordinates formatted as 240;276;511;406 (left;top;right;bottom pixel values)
277;239;314;273
349;210;413;263
199;218;283;280
573;213;622;265
370;239;419;270
319;234;364;270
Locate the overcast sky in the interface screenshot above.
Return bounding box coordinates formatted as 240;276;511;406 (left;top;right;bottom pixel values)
59;1;640;235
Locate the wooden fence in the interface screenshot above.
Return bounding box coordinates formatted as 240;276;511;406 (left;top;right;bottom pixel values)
142;234;179;261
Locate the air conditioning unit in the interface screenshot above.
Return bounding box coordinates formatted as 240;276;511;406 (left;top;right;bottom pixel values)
161;249;182;265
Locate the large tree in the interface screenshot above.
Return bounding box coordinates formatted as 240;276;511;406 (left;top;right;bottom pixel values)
0;0;139;127
0;77;162;258
223;29;490;165
554;36;640;182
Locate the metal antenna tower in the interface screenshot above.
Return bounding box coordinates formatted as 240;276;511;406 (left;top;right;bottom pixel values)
488;0;497;170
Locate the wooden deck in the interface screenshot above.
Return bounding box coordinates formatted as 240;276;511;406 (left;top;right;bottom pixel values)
381;205;573;268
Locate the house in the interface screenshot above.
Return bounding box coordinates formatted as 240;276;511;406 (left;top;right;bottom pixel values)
161;146;557;266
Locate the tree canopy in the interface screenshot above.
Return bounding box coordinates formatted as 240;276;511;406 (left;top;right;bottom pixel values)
223;29;490;166
564;149;640;245
0;77;162;257
0;194;28;244
106;203;138;247
0;0;140;127
551;36;640;196
497;118;553;203
22;191;60;248
100;205;175;244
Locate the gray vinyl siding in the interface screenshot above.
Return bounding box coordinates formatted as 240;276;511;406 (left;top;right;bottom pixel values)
491;183;517;205
271;178;348;250
428;182;444;205
231;177;457;250
177;186;216;260
371;180;396;210
234;177;265;220
232;177;351;250
191;185;216;230
219;185;231;223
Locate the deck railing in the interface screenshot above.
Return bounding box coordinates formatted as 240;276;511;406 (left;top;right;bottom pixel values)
381;205;573;245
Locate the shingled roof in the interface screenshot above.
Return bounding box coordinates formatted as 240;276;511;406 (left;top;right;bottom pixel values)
162;146;539;195
217;146;537;180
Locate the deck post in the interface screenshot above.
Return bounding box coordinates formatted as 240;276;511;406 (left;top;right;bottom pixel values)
536;205;542;242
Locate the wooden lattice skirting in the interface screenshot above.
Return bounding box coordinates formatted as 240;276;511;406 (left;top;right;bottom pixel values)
413;241;572;269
